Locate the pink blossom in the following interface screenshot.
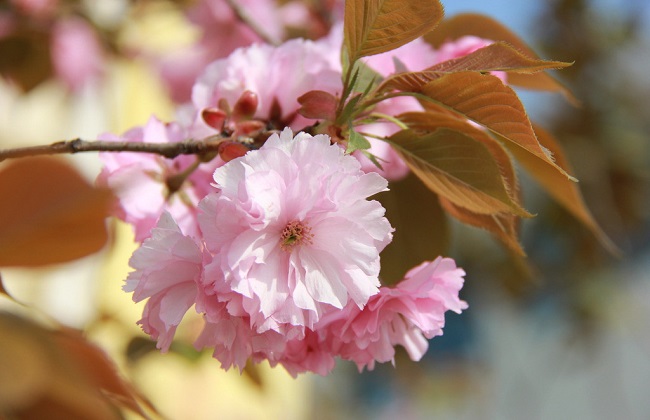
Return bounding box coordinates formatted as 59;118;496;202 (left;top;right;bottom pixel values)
50;17;105;92
124;212;203;351
321;257;467;371
189;38;342;138
97;116;224;241
363;37;438;76
159;0;302;102
197;128;394;337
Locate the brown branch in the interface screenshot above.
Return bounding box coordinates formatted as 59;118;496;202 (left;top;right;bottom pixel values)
224;0;280;46
0;137;225;162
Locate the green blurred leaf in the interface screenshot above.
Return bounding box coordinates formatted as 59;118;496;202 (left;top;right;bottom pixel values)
377;173;449;284
346;129;372;153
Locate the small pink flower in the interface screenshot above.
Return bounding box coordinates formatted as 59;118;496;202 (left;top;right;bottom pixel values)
197;128;394;336
97;116;224;241
125;213;203;351
321;257;467;371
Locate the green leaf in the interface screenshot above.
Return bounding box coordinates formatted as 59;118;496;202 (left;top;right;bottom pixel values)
389;128;531;217
344;0;444;61
419;71;573;179
346;129;372;153
351;60;383;94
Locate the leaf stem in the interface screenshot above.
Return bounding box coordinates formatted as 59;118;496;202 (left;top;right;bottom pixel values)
367;112;409;130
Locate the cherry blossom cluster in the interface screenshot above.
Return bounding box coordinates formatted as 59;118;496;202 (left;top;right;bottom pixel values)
122;129;466;375
94;9;502;375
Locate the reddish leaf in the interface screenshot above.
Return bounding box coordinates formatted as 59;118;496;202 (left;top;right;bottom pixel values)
424;13;577;103
344;0;444;61
297;90;339;121
52;327;158;418
0;157;114;267
379;42;571;93
440;197;524;255
427;42;572;74
514;125;619;255
0;312;120;419
398;111;526;253
419;72;573;179
389;128;530;217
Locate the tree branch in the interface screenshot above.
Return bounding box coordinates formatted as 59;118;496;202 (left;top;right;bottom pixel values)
0;137;225;162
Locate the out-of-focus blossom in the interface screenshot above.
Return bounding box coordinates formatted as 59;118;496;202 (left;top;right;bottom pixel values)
97;116;224;241
50;17;105;92
197;128;393;336
10;0;58;19
125;212;203;351
159;0;312;102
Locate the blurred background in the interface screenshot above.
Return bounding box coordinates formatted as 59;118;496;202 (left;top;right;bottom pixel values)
1;0;649;419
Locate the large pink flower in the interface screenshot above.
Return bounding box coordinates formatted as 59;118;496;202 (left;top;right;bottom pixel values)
197;128;394;336
50;17;105;92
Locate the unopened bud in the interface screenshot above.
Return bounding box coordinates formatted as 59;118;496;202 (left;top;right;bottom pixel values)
218;141;250;162
235;120;265;136
201;108;227;130
232;90;259;120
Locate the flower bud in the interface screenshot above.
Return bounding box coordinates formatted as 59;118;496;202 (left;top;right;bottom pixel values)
218;141;250;162
201;108;227;130
232;90;259;121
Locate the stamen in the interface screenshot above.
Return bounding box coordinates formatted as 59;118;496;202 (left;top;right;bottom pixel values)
280;220;313;252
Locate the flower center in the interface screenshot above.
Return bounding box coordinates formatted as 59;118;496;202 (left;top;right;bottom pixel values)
280;220;313;252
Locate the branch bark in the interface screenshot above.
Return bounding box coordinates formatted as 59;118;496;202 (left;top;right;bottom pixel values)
0;137;225;162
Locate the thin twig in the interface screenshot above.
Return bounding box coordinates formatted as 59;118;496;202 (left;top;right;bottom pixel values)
224;0;279;46
0;137;225;162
